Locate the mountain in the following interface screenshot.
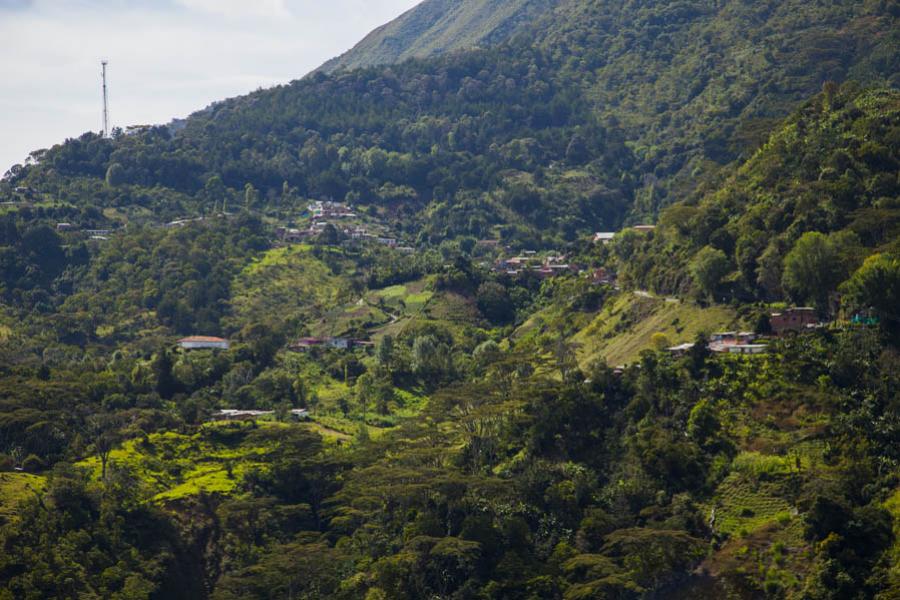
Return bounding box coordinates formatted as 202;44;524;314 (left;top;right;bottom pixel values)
4;0;897;245
316;0;559;74
2;2;900;598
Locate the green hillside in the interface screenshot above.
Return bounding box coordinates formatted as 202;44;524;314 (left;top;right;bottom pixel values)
619;87;900;312
0;1;899;598
4;0;896;245
318;0;559;74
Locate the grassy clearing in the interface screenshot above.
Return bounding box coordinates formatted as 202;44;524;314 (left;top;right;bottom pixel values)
884;489;900;588
77;423;305;502
732;452;805;478
572;292;739;366
228;245;349;333
0;472;45;522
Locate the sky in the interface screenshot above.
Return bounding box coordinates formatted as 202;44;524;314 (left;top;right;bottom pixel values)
0;0;421;173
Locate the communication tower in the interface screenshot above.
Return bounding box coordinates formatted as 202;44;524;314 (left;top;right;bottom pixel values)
101;60;110;137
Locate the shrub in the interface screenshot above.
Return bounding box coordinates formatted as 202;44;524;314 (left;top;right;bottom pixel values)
22;454;46;473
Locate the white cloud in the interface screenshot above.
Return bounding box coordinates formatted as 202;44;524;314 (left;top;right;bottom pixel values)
175;0;290;19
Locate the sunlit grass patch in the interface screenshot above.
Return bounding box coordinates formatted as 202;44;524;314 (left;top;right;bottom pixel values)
0;472;45;521
732;452;803;478
77;423;301;503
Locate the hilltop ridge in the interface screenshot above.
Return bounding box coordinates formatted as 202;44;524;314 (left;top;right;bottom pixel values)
316;0;558;74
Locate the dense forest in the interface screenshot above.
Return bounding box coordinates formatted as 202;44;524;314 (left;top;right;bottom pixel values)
1;0;899;598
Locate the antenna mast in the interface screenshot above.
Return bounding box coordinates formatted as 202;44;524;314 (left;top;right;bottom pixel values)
101;60;109;137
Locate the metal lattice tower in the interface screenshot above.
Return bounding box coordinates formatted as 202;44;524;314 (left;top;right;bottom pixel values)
101;60;109;137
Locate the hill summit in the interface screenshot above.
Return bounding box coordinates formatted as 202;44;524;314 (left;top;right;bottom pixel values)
317;0;558;74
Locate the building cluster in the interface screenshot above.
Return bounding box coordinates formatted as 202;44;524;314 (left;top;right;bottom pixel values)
276;224;402;249
56;223;116;240
273;200;408;250
668;332;768;356
289;337;374;352
309;200;356;221
665;309;829;358
492;252;580;279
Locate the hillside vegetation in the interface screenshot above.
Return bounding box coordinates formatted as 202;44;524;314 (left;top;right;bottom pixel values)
3;0;897;245
318;0;559;74
0;1;899;598
619;87;900;314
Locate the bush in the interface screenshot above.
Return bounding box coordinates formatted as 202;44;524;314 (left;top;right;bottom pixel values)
0;453;14;472
22;454;46;473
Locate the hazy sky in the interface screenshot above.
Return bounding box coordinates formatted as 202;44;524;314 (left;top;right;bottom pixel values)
0;0;421;172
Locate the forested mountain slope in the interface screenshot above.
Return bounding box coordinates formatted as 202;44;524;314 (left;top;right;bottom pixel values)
317;0;559;74
4;0;897;245
1;5;900;595
617;86;900;320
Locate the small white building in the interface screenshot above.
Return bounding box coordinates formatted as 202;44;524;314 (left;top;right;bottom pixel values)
178;336;230;350
328;338;350;350
667;343;696;356
593;232;616;244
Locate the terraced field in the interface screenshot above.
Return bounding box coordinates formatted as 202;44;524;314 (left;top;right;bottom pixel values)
708;471;796;538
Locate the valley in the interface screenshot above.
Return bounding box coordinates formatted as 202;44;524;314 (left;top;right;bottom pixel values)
0;0;898;598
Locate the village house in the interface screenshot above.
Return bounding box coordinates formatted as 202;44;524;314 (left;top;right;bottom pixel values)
276;227;312;243
290;337;325;352
178;336;230;350
667;343;696;356
593;232;616;244
165;217;203;229
309;200;356;220
56;223;74;231
290;337;371;352
632;225;656;233
667;335;768;356
708;331;757;353
590;267;617;285
769;307;819;335
328;337;350;350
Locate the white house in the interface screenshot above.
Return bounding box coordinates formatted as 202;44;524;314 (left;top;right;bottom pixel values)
178;336;230;350
328;338;350;350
